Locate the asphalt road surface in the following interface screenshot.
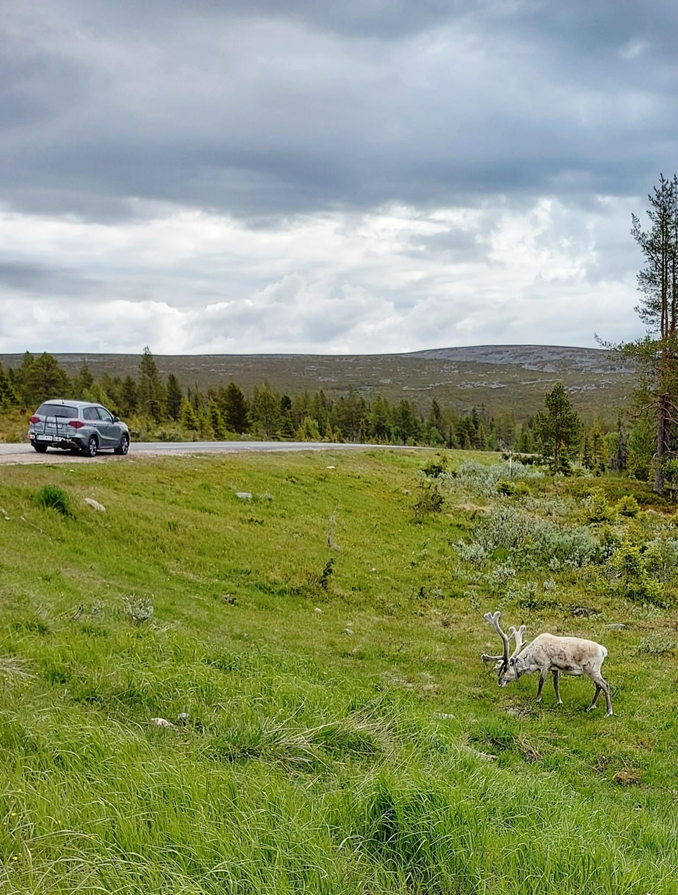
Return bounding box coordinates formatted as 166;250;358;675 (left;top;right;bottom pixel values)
0;441;415;465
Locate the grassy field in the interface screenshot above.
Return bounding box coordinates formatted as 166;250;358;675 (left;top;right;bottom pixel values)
1;448;677;893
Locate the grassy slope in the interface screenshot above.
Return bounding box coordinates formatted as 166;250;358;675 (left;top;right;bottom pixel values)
0;450;677;893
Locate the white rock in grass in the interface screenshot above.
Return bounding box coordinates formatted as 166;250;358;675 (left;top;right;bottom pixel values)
150;717;175;728
236;492;253;500
314;607;323;614
176;713;189;724
84;498;106;512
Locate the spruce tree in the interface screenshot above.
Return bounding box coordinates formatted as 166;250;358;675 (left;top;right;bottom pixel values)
119;376;139;417
180;397;200;431
220;381;250;433
166;373;183;421
21;353;70;407
534;382;581;473
73;360;95;399
209;402;227;439
0;364;20;407
251;383;279;438
138;348;166;422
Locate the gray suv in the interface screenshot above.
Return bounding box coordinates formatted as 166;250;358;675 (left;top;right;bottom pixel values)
28;400;130;457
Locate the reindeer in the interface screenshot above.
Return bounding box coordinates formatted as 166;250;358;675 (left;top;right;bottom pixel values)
481;611;612;716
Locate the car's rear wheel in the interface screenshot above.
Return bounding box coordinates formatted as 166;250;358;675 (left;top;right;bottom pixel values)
32;443;48;453
114;434;130;456
84;435;98;457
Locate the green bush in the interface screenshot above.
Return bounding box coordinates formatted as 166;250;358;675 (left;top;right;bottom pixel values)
612;541;666;606
584;488;614;523
496;479;530;497
412;481;444;519
422;459;446;478
35;484;72;516
616;494;640;517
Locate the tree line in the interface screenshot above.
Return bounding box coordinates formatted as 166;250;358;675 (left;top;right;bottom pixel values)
0;345;614;457
0;345;646;471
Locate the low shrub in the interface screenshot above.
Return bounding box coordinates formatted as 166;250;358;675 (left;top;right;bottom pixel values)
455;541;488;565
490;562;516;585
412;481;444;519
123;596;154;624
35;484;72;516
453;460;541;496
496;479;530;497
475;505;599;568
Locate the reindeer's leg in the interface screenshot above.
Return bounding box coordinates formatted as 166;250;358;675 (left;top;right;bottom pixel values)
586;684;602;711
588;672;613;716
599;676;613;717
552;670;562;706
535;670;547;702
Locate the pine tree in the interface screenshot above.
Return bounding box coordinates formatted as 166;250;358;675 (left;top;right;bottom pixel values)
138;348;166;422
534;382;581;473
166;373;183;421
626;175;678;493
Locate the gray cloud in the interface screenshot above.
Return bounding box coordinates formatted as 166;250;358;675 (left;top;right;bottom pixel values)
3;0;678;222
0;260;98;297
0;0;673;352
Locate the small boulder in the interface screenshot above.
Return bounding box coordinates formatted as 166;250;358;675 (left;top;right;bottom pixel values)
150;717;174;728
236;492;253;500
84;498;106;512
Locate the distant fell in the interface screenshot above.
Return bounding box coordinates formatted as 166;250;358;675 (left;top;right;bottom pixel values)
0;345;634;421
408;345;633;374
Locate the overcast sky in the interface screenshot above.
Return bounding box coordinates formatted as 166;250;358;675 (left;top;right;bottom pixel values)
1;0;676;355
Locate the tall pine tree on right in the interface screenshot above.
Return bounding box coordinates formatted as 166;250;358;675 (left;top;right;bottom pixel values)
609;175;678;494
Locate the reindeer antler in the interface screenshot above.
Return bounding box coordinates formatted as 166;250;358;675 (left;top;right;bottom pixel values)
508;624;526;660
482;611;511;667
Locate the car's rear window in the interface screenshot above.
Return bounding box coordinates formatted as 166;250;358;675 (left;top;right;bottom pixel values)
36;403;79;419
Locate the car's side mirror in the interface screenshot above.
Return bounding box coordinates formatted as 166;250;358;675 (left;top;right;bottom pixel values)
113;416;120;422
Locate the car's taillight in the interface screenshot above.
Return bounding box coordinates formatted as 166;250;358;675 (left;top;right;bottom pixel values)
29;416;40;424
68;420;85;428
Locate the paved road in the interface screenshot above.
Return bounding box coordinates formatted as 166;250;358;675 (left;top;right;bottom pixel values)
0;441;415;465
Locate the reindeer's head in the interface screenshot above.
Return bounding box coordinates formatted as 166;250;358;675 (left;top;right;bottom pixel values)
481;611;526;687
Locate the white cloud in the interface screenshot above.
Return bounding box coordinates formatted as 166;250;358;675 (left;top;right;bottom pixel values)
0;195;643;354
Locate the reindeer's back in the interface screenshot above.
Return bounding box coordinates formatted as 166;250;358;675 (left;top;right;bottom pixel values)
530;633;606;672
